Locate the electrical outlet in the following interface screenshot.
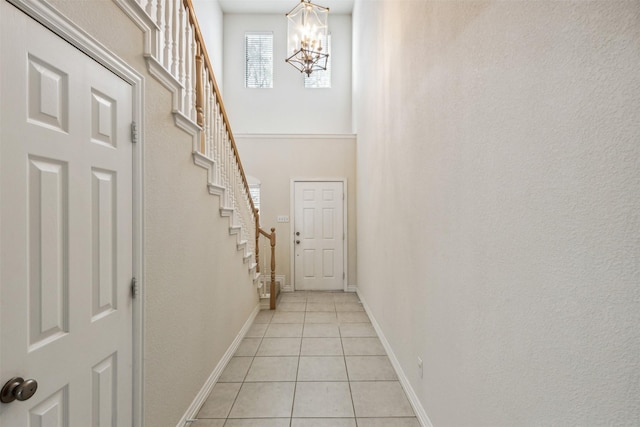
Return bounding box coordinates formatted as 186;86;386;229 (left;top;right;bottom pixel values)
417;357;423;378
277;215;289;223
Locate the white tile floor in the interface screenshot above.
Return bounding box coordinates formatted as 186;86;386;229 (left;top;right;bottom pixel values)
196;291;420;427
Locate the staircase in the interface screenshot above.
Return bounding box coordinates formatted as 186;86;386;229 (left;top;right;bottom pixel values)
114;0;277;291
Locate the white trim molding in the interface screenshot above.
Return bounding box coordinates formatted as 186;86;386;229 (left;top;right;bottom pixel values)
356;289;434;427
175;304;261;427
235;133;356;140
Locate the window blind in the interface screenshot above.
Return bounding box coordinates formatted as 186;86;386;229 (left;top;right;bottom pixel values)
249;184;261;212
245;32;273;89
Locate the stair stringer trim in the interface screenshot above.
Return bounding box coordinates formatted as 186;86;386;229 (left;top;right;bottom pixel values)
192;151;258;279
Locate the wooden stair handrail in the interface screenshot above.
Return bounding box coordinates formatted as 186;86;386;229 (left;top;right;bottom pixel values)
183;0;278;308
183;0;256;217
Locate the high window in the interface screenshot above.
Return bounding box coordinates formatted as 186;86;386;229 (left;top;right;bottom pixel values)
249;184;261;213
247;176;261;214
245;32;273;88
304;34;331;89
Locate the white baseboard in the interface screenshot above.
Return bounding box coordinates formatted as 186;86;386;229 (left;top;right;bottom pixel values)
356;288;434;427
281;283;294;292
346;285;357;293
176;303;261;427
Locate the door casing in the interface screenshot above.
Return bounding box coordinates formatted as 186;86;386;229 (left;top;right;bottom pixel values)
290;178;348;292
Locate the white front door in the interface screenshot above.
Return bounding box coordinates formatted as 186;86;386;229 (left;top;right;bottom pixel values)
0;3;134;426
293;181;345;291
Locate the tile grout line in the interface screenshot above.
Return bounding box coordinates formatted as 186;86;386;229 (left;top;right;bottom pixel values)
340;302;360;427
205;292;412;426
287;300;307;425
223;325;264;421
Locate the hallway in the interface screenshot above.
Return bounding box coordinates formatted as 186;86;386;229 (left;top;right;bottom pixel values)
195;292;420;426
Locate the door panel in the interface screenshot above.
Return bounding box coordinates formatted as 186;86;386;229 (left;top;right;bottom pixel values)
294;181;344;290
1;3;134;425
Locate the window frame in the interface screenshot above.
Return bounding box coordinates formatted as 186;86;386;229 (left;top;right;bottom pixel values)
245;31;274;89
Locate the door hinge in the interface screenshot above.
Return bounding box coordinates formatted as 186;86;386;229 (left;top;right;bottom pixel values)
131;277;139;298
131;121;138;143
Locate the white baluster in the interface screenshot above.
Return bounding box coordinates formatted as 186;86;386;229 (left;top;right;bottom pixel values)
215;103;222;185
208;91;215;159
211;99;218;163
233;158;238;210
201;75;208;152
222;127;227;190
184;22;193;120
178;2;187;113
171;0;180;77
205;78;212;157
163;0;173;70
221;120;226;189
156;0;165;66
231;156;236;210
235;167;239;213
221;127;227;205
217;121;223;185
224;131;229;207
224;132;233;206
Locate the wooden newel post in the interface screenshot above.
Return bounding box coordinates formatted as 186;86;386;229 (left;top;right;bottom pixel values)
255;209;260;274
195;44;205;153
269;227;277;310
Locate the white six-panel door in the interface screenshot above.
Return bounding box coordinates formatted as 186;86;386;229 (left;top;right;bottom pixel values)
293;181;345;291
0;3;134;425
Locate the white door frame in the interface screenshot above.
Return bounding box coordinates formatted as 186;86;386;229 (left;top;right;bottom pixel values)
290;178;348;292
4;1;145;426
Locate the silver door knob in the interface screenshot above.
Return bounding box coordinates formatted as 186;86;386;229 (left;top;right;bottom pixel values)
1;377;38;403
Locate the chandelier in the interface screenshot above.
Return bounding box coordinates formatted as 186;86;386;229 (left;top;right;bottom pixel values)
285;0;329;76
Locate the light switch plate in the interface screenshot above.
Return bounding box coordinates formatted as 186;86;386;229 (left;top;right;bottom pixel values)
277;215;289;223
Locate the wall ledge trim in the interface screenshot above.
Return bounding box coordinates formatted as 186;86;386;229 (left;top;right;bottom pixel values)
356;288;434;427
175;303;261;427
234;133;356;140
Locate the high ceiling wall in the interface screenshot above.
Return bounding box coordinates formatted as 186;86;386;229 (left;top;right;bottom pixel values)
353;0;640;425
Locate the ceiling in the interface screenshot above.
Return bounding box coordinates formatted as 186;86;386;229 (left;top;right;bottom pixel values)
218;0;355;15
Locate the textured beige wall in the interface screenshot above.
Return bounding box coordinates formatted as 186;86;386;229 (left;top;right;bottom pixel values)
353;1;640;425
236;135;357;289
44;1;259;425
